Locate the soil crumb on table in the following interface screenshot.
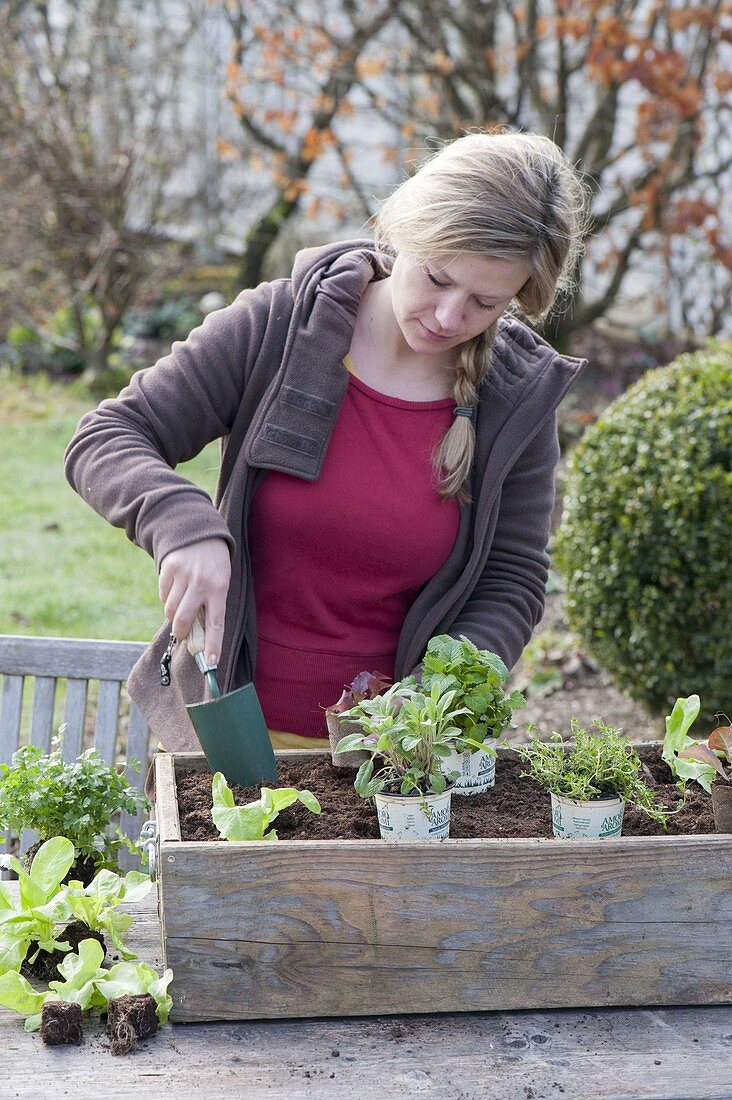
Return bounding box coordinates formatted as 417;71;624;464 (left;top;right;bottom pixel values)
175;749;714;841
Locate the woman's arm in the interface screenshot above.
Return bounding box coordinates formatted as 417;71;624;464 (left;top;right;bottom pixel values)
64;281;277;659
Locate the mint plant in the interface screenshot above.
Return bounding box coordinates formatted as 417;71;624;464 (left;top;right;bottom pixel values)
516;719;676;827
420;634;525;752
0;741;150;872
211;773;321;841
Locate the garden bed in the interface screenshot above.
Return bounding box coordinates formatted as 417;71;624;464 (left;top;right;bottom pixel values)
154;748;732;1024
174;746;714;841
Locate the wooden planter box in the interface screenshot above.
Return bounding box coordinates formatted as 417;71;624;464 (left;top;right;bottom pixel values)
154;749;732;1024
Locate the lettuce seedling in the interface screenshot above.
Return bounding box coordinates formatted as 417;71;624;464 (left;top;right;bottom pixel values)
677;718;732;789
661;695;719;793
327;670;394;714
0;837;151;975
0;937;107;1031
95;960;173;1024
211;773;321;841
0;837;75;973
64;868;153;960
0;937;173;1032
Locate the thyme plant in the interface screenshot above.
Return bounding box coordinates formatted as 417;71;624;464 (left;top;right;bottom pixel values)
516;719;675;827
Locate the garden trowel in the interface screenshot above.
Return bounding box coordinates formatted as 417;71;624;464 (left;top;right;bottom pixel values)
184;611;278;787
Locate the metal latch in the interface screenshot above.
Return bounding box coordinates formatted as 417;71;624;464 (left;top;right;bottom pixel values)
139;820;158;882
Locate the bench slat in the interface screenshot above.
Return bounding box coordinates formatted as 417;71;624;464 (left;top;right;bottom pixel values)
94;680;121;765
0;676;24;764
30;677;57;752
119;703;152;865
62;679;88;760
0;636;147;681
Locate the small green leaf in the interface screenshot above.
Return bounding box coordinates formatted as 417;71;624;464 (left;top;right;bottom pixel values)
297;791;321;814
0;970;47;1017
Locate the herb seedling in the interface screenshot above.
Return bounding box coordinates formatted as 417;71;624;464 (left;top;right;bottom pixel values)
421;634;525;752
516;718;676;827
211;773;321;841
0;740;149;872
336;681;474;801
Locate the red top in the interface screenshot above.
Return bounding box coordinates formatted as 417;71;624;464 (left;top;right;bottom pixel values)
248;368;460;737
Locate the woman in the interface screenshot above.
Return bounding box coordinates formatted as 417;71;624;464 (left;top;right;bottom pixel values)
64;129;590;756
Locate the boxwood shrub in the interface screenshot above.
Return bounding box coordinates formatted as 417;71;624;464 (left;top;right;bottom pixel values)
555;341;732;724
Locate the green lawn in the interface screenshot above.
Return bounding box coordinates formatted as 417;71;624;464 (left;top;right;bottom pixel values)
0;374;219;641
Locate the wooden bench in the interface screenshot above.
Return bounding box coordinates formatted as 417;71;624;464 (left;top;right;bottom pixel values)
0;634;151;868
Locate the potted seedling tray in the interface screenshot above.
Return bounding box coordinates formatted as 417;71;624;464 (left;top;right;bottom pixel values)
154;749;732;1024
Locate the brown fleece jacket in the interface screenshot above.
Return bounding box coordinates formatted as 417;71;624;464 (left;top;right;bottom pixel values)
64;240;586;753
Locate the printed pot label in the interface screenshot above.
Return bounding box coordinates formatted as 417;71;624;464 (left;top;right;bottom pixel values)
442;748;496;796
375;790;451;840
550;792;625;839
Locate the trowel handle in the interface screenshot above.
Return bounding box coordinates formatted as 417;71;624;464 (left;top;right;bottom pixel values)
185;610;221;699
186;609;209;668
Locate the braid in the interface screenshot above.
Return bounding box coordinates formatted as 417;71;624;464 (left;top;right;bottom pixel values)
432;322;498;503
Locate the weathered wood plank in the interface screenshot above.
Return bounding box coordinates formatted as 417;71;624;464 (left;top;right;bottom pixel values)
157;753;181;842
0;674;23;763
1;979;731;1099
0;634;146;681
125;700;150;771
61;678;88;760
29;676;56;751
118;703;151;860
94;679;121;764
159;836;732;1021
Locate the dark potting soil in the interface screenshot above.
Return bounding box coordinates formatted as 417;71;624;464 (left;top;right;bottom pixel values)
21;922;106;983
23;844;97;887
175;747;715;841
40;1001;83;1046
106;994;158;1056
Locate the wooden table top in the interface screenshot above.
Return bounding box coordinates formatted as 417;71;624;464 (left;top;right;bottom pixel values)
2;890;730;1099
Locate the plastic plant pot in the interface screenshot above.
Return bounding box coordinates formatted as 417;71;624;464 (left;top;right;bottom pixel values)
441;746;496;796
550;792;625;839
374;789;452;840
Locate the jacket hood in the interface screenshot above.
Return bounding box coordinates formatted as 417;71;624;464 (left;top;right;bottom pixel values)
290;238;386;322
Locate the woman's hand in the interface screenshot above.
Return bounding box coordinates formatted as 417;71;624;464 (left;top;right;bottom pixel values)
158;537;231;667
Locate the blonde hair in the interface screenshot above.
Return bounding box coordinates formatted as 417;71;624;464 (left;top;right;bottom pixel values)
372;130;591;501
